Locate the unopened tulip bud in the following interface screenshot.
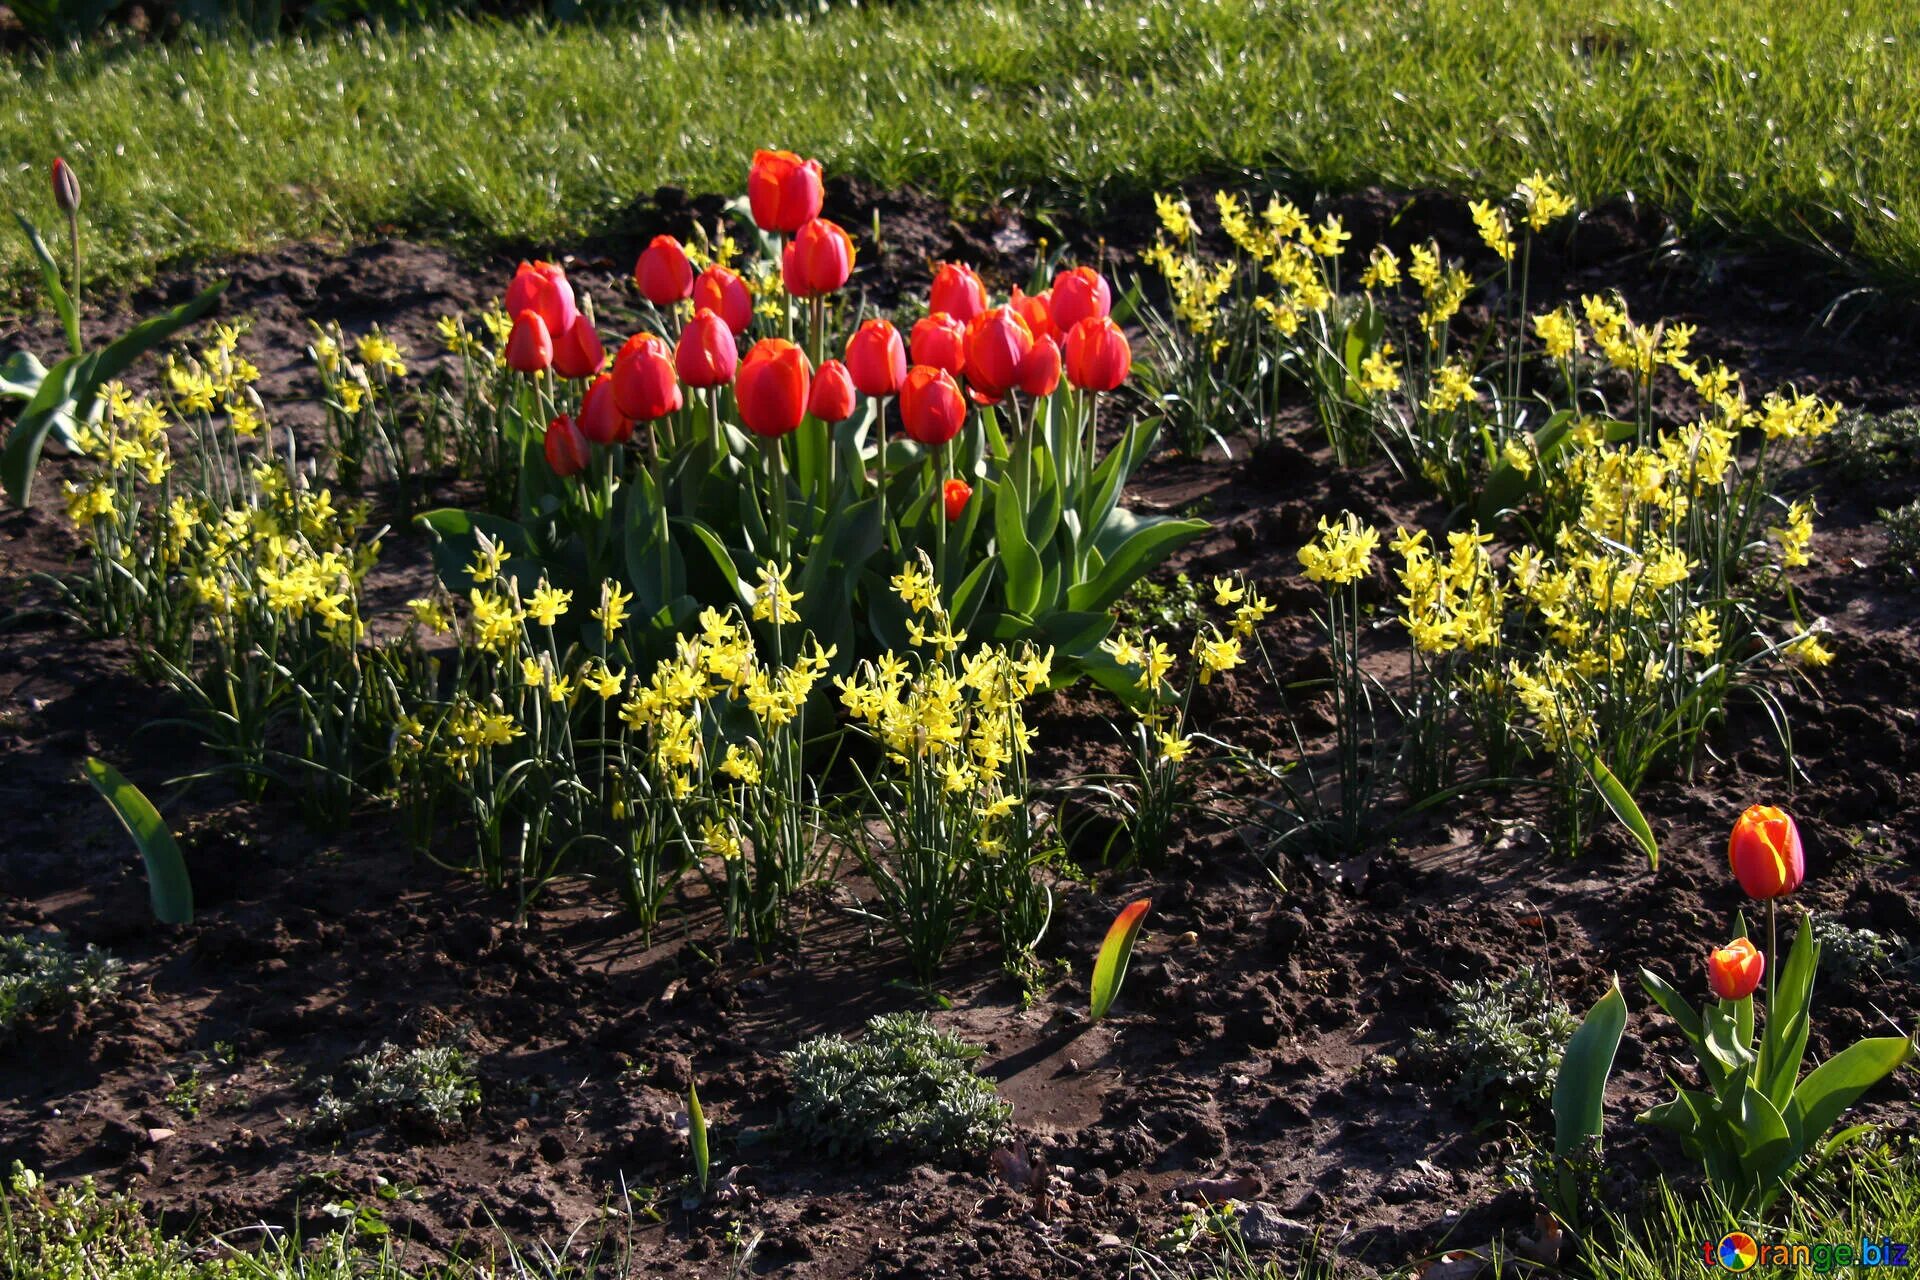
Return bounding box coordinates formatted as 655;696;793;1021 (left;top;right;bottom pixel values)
51;157;80;216
544;414;590;477
943;478;973;522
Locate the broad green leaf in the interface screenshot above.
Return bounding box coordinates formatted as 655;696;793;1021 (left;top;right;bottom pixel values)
1553;979;1626;1162
1066;514;1208;614
2;351;90;508
84;757;194;926
1760;910;1818;1110
993;476;1043;618
1572;741;1658;868
1785;1036;1913;1157
1089;898;1151;1022
415;509;544;596
0;349;48;400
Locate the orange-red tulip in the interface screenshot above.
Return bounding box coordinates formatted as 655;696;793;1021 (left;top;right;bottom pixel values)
693;266;754;336
1064;315;1131;392
748;149;824;235
611;333;682;422
910;313;967;377
505;261;579;341
1707;937;1765;1001
901;365;966;447
675;310;738;389
505;310;553;374
1050;265;1112;335
736;339;812;438
782;218;855;297
578;373;631;446
929;262;987;324
634;235;694;306
943;478;972;522
845;318;907;397
809;359;855;423
544;414;590;477
51;157;80;215
551;315;604;381
1728;805;1806;900
1018;335;1061;397
1011;286;1055;343
964;306;1034;401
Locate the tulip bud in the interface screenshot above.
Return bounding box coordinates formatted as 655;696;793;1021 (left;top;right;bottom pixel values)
964;306;1034;401
845;318;907;397
551;315;605;380
943;478;972;522
929;262;987;323
1064;315;1131;392
1707;937;1765;1001
808;359;855;423
611;333;683;422
675;310;739;388
1728;804;1806;900
635;235;694;306
505;310;554;374
748;149;825;235
909;313;967;377
505;261;580;342
900;365;966;447
1050;265;1112;335
1017;335;1062;398
736;339;812;438
693;266;754;336
782;218;855;297
51;157;80;217
1011;286;1055;343
578;373;632;445
544;414;590;477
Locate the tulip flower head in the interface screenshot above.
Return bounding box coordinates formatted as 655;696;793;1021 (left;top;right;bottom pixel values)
1728;804;1806;900
1707;937;1765;1001
612;333;683;422
808;359;855;423
783;218;855;297
943;478;973;522
552;315;605;381
909;313;968;377
51;157;80;216
1050;266;1113;335
1017;335;1062;398
675;310;739;389
693;266;754;336
736;339;813;438
1011;287;1055;343
635;235;694;306
1064;315;1131;392
748;149;825;235
964;306;1035;401
544;414;590;478
900;365;966;447
845;319;908;397
929;262;987;324
505;310;554;374
505;261;580;341
578;373;632;446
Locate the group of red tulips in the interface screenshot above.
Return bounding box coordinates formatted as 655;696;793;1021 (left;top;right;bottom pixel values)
500;148;1135;514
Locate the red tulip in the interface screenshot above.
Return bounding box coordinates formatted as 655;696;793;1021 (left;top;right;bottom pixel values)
910;313;967;377
736;339;812;438
929;262;987;324
1065;316;1131;392
634;235;694;306
809;359;855;423
1050;266;1112;335
675;310;739;388
1707;937;1765;1001
748;149;824;235
544;414;590;477
964;306;1034;401
1011;286;1055;343
1728;805;1806;900
845;318;907;397
943;478;972;522
50;157;80;216
1018;335;1062;397
505;310;553;374
693;266;754;336
505;261;579;341
552;315;605;380
782;218;855;297
900;365;966;447
578;373;632;445
611;333;683;422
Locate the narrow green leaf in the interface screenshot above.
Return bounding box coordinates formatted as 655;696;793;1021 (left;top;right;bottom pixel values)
1089;898;1151;1022
15;212;80;356
1572;741;1658;868
84;757;194;926
688;1080;710;1195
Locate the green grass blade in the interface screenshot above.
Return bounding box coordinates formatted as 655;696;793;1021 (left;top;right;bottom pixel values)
1089;898;1151;1023
83;757;194;925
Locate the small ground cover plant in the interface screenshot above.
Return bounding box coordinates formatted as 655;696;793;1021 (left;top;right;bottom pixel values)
782;1013;1011;1161
310;1042;481;1139
1412;970;1577;1122
0;932;122;1035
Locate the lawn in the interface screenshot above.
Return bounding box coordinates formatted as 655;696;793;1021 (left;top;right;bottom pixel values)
2;0;1917;292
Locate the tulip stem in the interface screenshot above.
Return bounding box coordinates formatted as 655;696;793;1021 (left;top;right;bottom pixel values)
1766;898;1778;1031
67;211;82;324
935;442;950;603
876;396;891;553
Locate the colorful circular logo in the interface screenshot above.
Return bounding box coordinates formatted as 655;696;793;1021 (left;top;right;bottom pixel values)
1716;1233;1760;1271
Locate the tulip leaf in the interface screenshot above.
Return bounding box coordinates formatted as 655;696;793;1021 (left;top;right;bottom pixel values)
687;1079;710;1196
994;476;1044;618
0;348;48;400
15;212;81;357
1551;978;1626;1219
84;757;194;926
417;508;544;596
1066;514;1208;614
1571;742;1658;869
1784;1036;1912;1159
1759;911;1818;1110
1089;898;1151;1023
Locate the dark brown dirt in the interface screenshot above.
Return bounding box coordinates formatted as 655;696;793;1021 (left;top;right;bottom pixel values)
3;184;1919;1279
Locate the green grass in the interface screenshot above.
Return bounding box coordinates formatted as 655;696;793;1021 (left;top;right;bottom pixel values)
2;0;1917;296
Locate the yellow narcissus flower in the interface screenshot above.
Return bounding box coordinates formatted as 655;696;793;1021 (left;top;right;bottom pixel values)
1158;732;1193;763
1469;199;1515;261
1533;307;1581;361
1298;513;1379;586
526;582;572;627
593;581;633;643
752;562;802;624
